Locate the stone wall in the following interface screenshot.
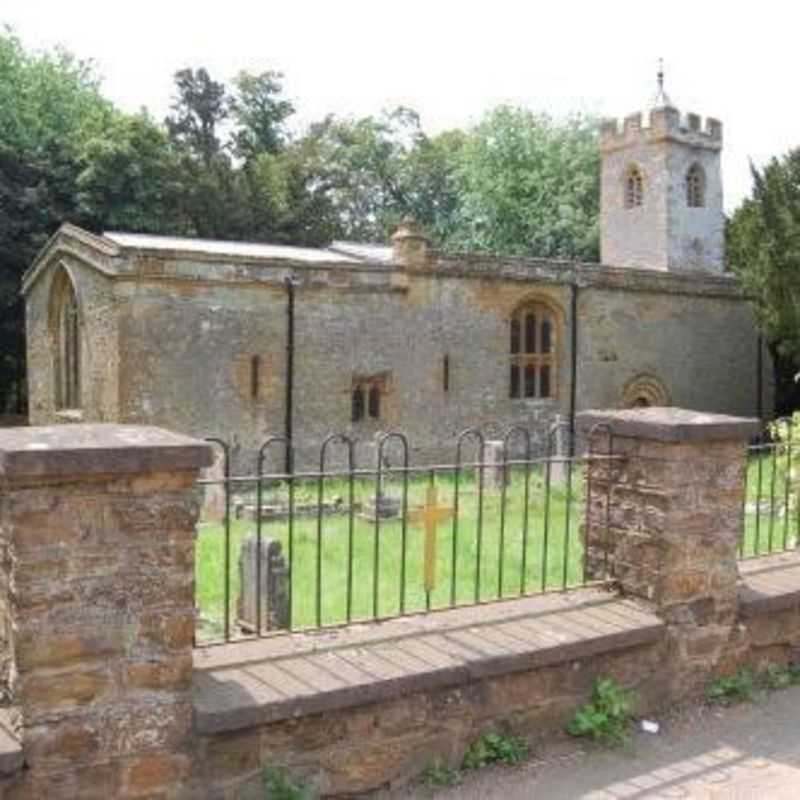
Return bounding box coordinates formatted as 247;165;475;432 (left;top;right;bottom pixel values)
194;641;663;799
24;229;771;472
1;412;799;798
580;408;754;699
0;425;211;798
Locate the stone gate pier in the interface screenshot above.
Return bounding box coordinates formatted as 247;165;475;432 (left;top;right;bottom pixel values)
0;425;211;798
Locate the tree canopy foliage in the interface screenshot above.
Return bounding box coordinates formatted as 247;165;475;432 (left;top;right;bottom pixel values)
0;28;604;413
443;107;600;260
728;149;800;412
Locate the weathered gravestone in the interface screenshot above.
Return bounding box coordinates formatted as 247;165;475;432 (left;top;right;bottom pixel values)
481;440;508;491
238;534;289;633
201;447;227;522
361;491;402;521
549;415;569;484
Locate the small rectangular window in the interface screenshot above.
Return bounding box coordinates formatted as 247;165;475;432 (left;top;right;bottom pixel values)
352;373;388;423
443;355;450;393
510;365;520;398
250;355;260;400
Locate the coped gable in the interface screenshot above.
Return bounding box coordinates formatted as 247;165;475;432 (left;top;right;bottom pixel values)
21;223;121;296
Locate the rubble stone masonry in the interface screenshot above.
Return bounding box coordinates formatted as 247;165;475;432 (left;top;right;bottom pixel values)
0;425;211;798
1;413;800;797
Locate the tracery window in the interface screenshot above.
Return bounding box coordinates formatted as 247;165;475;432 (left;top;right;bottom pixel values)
510;304;557;400
686;163;705;207
52;270;81;410
624;165;644;208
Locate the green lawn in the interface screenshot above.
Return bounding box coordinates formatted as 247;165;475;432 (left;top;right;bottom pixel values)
195;464;587;643
194;447;800;643
741;445;800;558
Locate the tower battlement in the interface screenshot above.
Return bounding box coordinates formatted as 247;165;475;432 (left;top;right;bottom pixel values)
600;107;722;152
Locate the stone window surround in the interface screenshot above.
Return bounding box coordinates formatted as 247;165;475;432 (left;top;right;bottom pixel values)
510;301;559;401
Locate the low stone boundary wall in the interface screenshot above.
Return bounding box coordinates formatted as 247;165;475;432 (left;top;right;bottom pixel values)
2;409;800;799
734;553;800;671
192;590;664;797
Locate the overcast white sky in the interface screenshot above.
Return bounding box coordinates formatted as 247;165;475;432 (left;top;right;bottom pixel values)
3;0;799;212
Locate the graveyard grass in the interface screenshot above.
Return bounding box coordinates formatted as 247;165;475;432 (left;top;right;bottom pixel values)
741;448;800;558
195;466;587;643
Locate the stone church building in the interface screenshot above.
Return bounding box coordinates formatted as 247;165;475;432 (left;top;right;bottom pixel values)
23;98;771;468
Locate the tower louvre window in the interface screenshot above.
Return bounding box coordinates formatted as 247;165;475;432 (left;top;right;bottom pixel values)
624;165;644;208
686;163;705;207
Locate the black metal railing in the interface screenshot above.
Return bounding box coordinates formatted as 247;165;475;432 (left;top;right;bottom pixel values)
740;417;800;559
194;424;607;648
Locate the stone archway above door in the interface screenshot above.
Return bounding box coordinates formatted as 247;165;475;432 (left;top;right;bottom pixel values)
622;374;670;408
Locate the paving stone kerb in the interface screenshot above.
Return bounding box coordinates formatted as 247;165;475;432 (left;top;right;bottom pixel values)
0;424;213;478
579;406;755;701
0;424;212;799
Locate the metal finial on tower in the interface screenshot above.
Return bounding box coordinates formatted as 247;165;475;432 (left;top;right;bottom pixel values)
653;58;672;107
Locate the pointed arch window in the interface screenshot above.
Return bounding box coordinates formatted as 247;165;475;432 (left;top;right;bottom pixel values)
686;163;705;207
510;304;557;400
52;270;81;410
624;165;644;208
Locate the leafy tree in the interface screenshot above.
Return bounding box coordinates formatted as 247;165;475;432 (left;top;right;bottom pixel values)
0;29;112;412
76;111;189;234
728;149;800;413
303;107;462;242
443;107;600;260
165;67;230;166
231;70;294;160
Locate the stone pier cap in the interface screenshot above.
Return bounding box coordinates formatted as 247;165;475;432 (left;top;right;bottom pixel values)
0;424;213;478
577;407;761;443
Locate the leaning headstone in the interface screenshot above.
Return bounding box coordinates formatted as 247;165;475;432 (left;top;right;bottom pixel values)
482;440;508;491
238;534;289;633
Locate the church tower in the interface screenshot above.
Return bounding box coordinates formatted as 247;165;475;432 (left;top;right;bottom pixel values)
599;68;724;272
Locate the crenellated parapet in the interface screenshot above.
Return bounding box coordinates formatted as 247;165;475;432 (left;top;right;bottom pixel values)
600;106;723;152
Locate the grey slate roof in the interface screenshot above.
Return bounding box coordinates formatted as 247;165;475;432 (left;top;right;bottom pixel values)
328;241;394;264
104;231;386;265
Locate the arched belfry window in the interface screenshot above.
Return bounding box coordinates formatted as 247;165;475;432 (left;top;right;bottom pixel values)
51;269;81;410
510;303;557;400
686;163;705;207
624;165;644;208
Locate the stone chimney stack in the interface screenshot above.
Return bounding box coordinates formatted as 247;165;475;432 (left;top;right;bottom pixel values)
391;218;430;271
